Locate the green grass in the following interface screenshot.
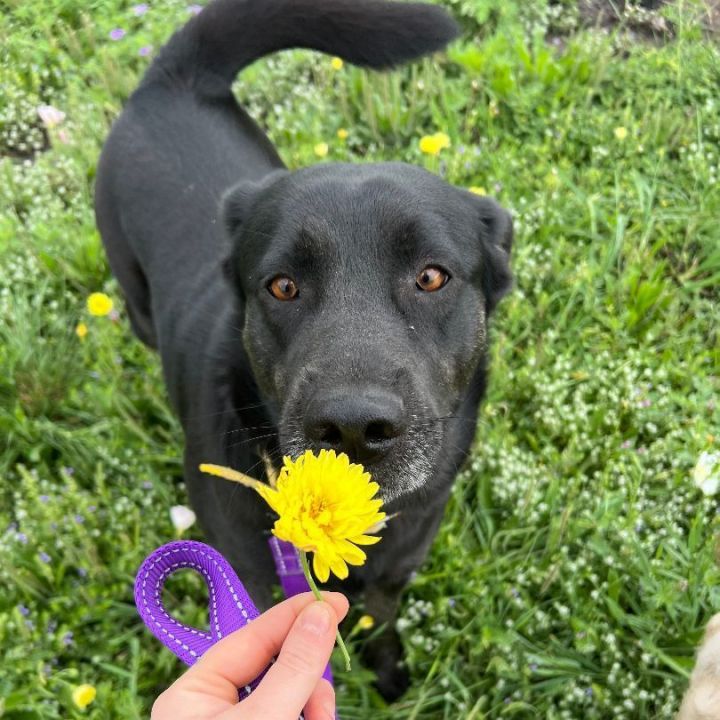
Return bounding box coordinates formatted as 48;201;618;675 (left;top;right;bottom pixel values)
1;0;719;717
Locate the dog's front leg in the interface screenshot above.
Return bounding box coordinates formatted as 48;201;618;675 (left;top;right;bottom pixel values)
361;578;412;701
358;494;451;701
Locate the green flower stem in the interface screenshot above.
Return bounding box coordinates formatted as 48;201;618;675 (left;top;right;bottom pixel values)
300;550;351;671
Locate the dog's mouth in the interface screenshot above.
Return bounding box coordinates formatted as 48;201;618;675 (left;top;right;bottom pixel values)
277;405;444;504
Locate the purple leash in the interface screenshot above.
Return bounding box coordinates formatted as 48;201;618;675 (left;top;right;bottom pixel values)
134;538;334;706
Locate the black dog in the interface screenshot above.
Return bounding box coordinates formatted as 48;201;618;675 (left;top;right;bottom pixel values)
95;0;512;700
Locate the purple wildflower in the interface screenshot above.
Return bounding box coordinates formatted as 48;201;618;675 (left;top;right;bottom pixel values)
139;45;153;57
18;604;30;616
109;28;126;41
74;514;85;524
88;505;96;512
62;466;75;476
78;567;88;578
62;631;74;646
132;3;148;15
16;532;28;544
142;481;153;490
39;494;50;503
39;551;51;563
187;4;203;14
447;597;456;608
47;620;58;633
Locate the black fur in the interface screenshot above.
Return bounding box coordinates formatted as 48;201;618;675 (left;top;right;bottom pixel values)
95;0;511;701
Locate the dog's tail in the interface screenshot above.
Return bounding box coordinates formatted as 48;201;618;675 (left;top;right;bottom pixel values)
143;0;458;97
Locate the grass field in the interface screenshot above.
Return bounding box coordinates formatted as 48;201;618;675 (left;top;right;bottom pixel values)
1;0;719;717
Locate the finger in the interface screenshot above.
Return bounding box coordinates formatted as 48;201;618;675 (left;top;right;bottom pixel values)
230;601;338;720
179;592;348;703
302;679;336;720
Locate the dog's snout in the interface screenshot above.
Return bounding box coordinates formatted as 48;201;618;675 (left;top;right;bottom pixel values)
304;389;406;464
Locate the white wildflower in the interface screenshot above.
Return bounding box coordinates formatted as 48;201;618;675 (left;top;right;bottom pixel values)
169;505;196;534
692;452;720;496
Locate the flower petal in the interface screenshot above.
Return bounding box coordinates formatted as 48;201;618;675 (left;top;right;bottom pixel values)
313;553;330;583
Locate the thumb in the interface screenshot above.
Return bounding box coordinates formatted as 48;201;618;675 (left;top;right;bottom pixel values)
231;601;338;720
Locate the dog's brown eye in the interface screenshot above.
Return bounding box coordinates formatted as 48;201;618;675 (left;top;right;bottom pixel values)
268;276;299;301
416;266;449;292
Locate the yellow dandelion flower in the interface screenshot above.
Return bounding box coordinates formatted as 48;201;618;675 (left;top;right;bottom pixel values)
337;128;349;140
357;614;375;630
614;126;628;141
314;142;329;158
419;132;451;156
469;186;486;196
330;56;344;71
201;449;385;583
75;322;88;340
201;450;384;671
86;292;113;317
72;684;96;710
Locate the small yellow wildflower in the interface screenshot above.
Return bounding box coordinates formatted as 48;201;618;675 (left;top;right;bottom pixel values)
614;126;628;141
419;132;451;156
330;56;344;71
337;128;349;140
75;322;88;340
86;292;113;317
357;614;375;630
314;142;329;158
72;684;96;710
201;449;385;583
469;186;486;196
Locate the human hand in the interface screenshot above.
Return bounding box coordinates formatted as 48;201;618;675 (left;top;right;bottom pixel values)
152;591;349;720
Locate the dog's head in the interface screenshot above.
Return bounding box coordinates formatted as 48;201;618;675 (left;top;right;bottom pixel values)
222;163;512;502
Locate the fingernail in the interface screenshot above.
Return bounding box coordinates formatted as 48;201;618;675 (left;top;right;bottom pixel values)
300;602;332;636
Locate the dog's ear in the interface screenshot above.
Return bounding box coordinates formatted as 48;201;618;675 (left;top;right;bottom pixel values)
221;169;288;238
222;170;288;289
469;193;513;313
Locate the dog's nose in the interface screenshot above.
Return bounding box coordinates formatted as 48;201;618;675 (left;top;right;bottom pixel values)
304;389;406;464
